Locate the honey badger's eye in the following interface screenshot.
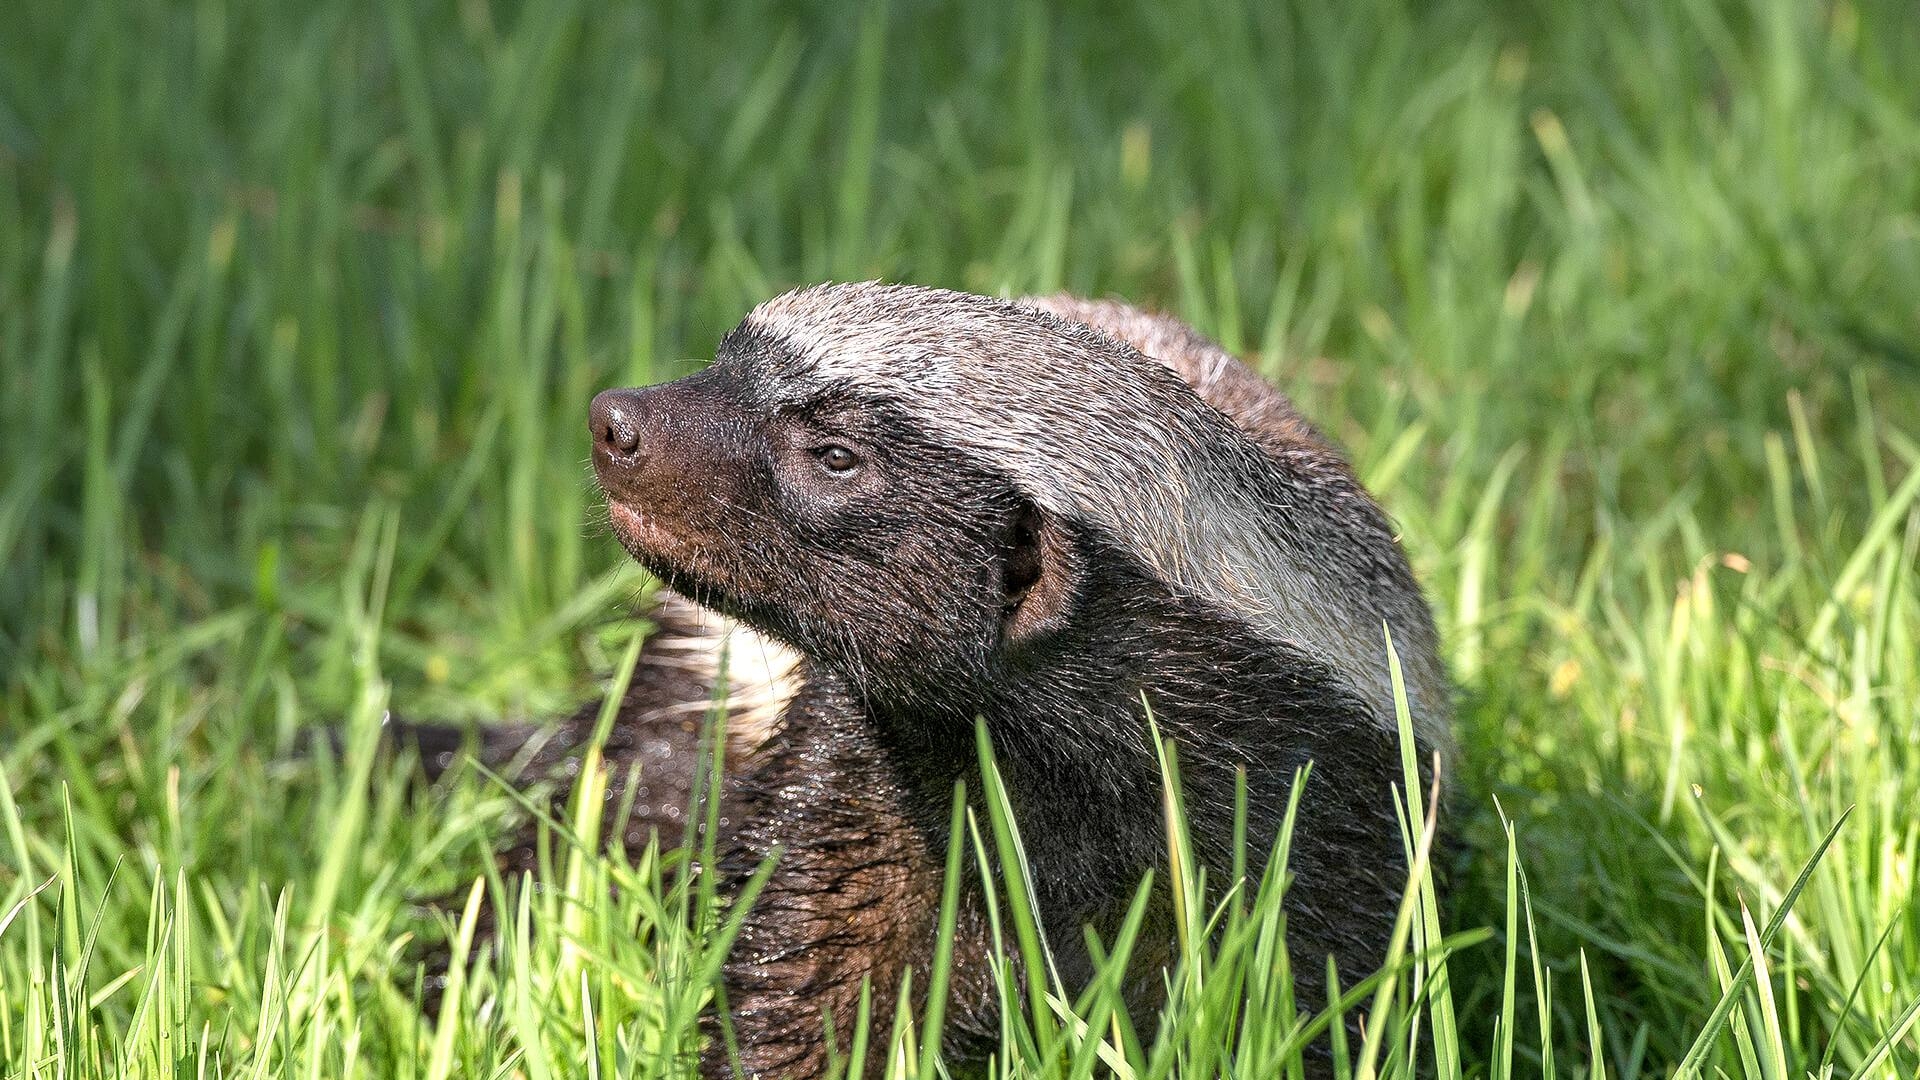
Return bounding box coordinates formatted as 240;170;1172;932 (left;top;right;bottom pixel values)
815;445;861;474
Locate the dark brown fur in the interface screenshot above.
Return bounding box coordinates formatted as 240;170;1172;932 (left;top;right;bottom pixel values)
413;284;1449;1077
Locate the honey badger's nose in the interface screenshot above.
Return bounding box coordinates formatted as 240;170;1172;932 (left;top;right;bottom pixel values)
591;388;648;464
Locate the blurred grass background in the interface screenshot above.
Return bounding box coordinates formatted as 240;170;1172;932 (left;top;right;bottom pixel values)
2;0;1918;1075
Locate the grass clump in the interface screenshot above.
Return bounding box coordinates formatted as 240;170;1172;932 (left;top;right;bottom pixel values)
4;0;1920;1075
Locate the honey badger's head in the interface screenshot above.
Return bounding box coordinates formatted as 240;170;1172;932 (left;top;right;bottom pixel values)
591;282;1447;736
589;286;1104;703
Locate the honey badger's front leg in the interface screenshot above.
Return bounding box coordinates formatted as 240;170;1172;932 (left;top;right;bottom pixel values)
710;681;1001;1078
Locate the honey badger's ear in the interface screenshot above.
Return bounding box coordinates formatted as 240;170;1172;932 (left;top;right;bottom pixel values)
1003;500;1080;646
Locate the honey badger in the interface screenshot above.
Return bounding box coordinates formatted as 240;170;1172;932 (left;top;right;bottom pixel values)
473;282;1449;1074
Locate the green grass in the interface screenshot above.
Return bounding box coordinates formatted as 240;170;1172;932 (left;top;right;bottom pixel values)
4;0;1920;1074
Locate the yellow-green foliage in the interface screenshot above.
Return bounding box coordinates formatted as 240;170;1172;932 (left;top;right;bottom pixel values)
3;0;1918;1075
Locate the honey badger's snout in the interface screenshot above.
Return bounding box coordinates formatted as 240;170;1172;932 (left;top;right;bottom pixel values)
588;374;756;582
589;374;740;506
588;384;672;497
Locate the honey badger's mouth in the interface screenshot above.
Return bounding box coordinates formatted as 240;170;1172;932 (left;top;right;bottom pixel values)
605;500;662;550
607;501;713;585
605;499;756;618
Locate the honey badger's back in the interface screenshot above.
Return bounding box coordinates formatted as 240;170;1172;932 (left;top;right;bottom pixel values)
1019;294;1333;455
1025;292;1450;750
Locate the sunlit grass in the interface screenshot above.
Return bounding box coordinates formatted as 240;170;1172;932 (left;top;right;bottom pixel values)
4;0;1920;1075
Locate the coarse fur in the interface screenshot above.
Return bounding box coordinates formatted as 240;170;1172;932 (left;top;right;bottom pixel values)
466;281;1454;1077
743;285;1450;743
